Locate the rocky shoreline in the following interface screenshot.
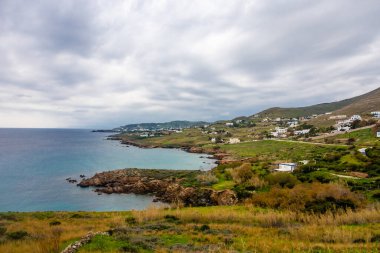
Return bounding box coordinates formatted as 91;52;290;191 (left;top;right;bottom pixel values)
107;136;233;164
77;168;237;207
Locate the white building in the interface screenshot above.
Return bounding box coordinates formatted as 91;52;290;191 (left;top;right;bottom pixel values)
350;115;362;121
276;163;297;172
271;131;279;137
371;112;380;118
225;122;234;127
294;129;311;135
358;148;367;156
377;132;380;138
329;115;347;120
228;138;241;144
287;121;299;128
338;126;351;132
275;127;288;134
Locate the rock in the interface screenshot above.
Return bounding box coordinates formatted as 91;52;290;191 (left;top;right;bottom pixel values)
75;168;238;207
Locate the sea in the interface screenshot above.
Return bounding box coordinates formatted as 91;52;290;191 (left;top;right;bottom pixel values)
0;128;216;211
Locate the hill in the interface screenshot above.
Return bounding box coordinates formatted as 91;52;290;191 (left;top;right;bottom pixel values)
113;120;209;132
254;87;380;119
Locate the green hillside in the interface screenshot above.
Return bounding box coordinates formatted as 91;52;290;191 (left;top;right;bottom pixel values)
254;87;380;118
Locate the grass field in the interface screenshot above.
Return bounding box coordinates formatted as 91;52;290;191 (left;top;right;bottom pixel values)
120;128;210;148
1;205;379;253
215;140;347;161
333;128;379;146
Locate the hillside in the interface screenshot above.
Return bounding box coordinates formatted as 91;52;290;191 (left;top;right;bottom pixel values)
254;87;380;118
114;120;209;132
332;87;380;115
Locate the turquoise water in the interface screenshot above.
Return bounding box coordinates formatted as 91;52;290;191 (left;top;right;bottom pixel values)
0;129;215;211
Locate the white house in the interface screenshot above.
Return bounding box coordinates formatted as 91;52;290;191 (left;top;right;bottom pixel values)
350;115;362;121
276;163;297;172
294;129;311;135
275;127;287;134
225;122;234;127
338;126;351;132
287;121;299;128
377;132;380;138
329;115;347;120
271;131;279;137
358;148;367;156
371;112;380;118
228;138;240;144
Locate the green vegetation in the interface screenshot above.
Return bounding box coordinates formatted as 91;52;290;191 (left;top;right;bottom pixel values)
217;140;346;161
322;128;379;146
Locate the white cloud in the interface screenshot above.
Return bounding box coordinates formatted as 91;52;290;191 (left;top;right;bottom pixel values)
0;0;379;128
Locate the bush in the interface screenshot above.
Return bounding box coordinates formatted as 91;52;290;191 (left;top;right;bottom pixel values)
49;220;61;226
7;230;28;240
229;163;254;184
265;173;299;188
194;224;210;232
0;226;6;236
251;183;365;213
164;215;179;222
308;171;338;183
371;234;380;242
125;216;137;225
197;172;218;186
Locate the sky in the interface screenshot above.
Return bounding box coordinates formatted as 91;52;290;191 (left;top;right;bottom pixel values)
0;0;379;128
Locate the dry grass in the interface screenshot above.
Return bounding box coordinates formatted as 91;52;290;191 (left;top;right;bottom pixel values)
0;205;379;252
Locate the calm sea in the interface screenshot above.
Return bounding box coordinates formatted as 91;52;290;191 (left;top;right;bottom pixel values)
0;128;215;211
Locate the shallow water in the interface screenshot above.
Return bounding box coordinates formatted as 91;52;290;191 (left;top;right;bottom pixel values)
0;128;215;211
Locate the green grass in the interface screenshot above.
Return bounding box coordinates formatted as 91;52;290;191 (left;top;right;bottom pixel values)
218;140;347;161
333;128;379;145
212;180;235;190
78;235;135;252
159;234;189;246
340;154;364;166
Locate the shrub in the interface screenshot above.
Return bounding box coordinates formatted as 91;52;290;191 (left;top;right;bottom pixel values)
0;226;6;236
229;163;254;184
7;230;28;240
265;173;299;188
49;220;61;226
308;171;338;183
196;224;210;232
371;234;380;242
196;172;218;186
251;183;365;213
164;215;179;222
246;176;267;190
125;216;137;225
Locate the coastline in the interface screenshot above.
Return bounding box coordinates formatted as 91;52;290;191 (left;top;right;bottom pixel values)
107;135;231;164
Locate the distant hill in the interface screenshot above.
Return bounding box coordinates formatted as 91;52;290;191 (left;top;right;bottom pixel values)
254;87;380;119
114;120;209;132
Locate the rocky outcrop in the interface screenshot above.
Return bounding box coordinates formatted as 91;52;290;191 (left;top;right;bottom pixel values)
77;169;238;207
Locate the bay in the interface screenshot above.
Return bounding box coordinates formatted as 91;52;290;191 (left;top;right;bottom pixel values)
0;128;215;211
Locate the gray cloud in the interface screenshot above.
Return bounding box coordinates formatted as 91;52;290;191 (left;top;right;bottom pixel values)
0;0;379;128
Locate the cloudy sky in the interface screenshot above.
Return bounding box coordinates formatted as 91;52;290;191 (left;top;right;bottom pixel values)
1;0;379;128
